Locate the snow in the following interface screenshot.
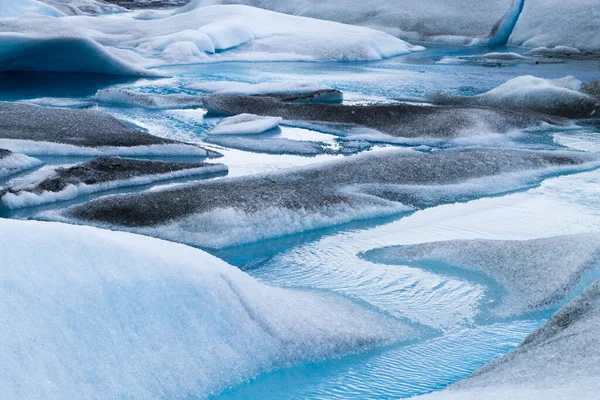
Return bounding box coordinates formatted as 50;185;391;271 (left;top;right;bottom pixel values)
47;149;600;248
362;234;600;318
208;114;282;135
431;76;599;119
0;150;43;180
0;218;415;399
510;0;600;51
95;89;204;109
420;280;600;400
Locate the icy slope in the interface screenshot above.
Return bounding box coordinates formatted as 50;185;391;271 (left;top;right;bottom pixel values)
0;149;42;180
420;280;600;400
0;218;414;399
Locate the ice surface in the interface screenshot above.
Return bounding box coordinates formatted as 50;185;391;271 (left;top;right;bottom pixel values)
204;94;543;141
0;157;227;208
0;149;43;180
187;81;337;97
205;135;327;155
0;0;64;18
40;0;127;15
96;89;204;109
362;234;600;317
208;114;282;135
48;149;600;248
421;280;600;400
0;102;212;156
431;76;599;119
0;218;415;399
510;0;600;51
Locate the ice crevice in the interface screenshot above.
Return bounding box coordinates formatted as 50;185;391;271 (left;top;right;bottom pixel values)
488;0;525;46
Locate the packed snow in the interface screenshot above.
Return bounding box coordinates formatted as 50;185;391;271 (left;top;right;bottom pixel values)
431;76;599;119
362;234;600;318
420;280;600;400
0;218;415;399
0;149;43;180
208;114;282;135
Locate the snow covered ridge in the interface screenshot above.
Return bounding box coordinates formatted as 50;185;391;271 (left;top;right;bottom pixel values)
420;280;600;400
0;219;416;399
0;3;424;75
0;157;228;209
45;149;600;248
0;149;43;180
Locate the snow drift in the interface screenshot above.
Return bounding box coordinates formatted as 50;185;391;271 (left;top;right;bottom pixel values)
0;218;415;399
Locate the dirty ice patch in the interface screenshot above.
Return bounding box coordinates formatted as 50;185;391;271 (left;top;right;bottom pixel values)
0;218;417;399
208;114;282;135
95;89;204;109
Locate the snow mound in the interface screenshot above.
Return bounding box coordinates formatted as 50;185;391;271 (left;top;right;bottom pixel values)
420;280;600;400
0;149;43;180
0;219;415;399
48;149;600;248
510;0;600;51
208;114;282;135
362;234;600;318
0;158;227;209
95;89;204;109
431;76;599;119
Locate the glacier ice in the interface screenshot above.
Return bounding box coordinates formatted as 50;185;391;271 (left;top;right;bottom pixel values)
0;0;65;18
0;102;214;157
420;280;600;400
362;234;600;318
0;149;43;180
39;0;127;15
208;114;282;135
204;135;328;156
431;76;599;119
0;218;416;399
46;148;600;248
0;157;228;209
95;89;204;109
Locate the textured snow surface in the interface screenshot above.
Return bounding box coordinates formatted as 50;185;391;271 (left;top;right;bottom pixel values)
431;76;599;119
0;150;43;180
48;149;600;248
362;234;600;317
0;158;227;209
0;218;415;399
421;280;600;400
208;114;282;135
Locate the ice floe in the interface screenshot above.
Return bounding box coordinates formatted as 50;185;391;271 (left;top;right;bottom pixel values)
46;148;600;248
0;218;415;399
208;114;282;135
0;157;227;209
0;149;43;180
362;234;600;318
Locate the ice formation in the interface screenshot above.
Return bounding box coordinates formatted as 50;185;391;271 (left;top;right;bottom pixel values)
431;76;599;119
47;149;599;248
421;280;600;400
95;89;204;109
362;234;600;317
0;218;415;399
0;102;213;157
0;149;43;180
0;0;65;18
40;0;127;15
186;81;342;102
0;157;228;209
204;135;327;155
208;114;282;135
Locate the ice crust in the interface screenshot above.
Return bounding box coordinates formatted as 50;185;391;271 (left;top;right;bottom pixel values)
0;157;228;209
431;76;599;119
49;149;600;248
0;218;415;399
0;149;43;180
362;234;600;317
0;102;211;156
208;114;282;135
421;280;600;400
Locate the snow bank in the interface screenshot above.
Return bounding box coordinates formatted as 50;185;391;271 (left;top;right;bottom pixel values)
420;280;600;400
1;158;228;209
0;218;415;399
48;149;600;248
431;76;599;119
0;149;43;180
510;0;600;51
362;234;600;318
208;114;282;135
96;89;204;109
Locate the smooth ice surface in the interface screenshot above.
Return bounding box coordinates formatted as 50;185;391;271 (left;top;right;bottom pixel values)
363;234;600;317
0;149;43;180
0;218;416;399
48;149;600;248
0;157;227;209
208;114;282;135
421;280;600;400
431;75;599;119
96;89;204;109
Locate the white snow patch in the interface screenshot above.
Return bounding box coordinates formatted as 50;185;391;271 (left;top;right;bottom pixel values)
0;152;43;179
